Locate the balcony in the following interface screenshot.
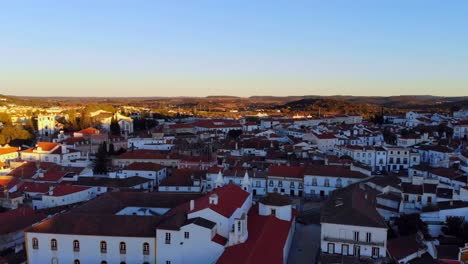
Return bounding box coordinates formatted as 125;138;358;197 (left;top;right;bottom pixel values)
323;236;385;247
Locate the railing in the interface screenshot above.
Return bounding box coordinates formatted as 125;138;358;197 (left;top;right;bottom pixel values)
323;236;385;247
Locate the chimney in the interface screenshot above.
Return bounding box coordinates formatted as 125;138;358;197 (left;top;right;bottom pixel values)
209;194;219;205
61;144;67;154
190;200;195;211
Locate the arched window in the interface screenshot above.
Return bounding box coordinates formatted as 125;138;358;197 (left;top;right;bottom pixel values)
32;238;39;249
119;242;126;254
73;240;80;252
74;260;80;264
143;242;150;255
100;241;107;253
101;261;107;264
50;239;57;251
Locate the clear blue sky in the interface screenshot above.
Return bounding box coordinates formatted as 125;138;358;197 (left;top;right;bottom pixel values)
1;1;467;97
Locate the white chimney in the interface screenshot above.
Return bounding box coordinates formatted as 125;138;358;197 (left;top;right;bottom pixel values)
209;194;219;205
190;200;195;211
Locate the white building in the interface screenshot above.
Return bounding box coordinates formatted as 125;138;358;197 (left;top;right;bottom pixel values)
32;185;98;210
21;142;81;165
304;132;338;153
0;146;19;164
25;192;200;264
205;169;267;196
267;165;305;197
320;184;388;261
113;162;167;186
303;165;368;198
37;114;61;137
453;120;468;140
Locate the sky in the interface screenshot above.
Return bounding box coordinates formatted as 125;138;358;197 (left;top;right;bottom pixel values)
0;1;467;97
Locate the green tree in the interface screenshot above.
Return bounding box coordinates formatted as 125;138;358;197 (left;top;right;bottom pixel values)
0;113;11;125
108;143;115;155
110;117;121;135
227;129;243;139
93;142;109;174
395;214;428;237
445;216;464;236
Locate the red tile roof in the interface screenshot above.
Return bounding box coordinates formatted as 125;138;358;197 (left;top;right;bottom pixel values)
268;165;305;179
305;165;368;179
0;208;46;235
212;234;228;246
387;235;425;260
159;169;204;187
123;162;165;171
115;150;181;160
217;205;294;264
0;147;18;155
35;142;59;151
188;184;250;218
18;182;54;194
313;132;337;139
48;185;89;196
77;127;100;135
168;123;194;129
37;171;68;182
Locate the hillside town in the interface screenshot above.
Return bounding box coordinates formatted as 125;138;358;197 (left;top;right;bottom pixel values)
0;98;468;264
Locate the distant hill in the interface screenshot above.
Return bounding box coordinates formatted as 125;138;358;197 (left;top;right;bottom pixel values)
4;94;468;113
281;98;378;116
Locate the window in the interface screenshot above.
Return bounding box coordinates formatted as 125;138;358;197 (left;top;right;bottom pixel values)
101;262;107;264
336;178;342;188
271;209;276;216
353;231;359;241
290;182;295;188
74;260;80;264
278;181;283;187
100;241;107;253
32;238;39;250
417;195;422;202
298;183;303;189
165;233;171;244
143;242;150;255
50;239;57;251
184;232;189;239
324;179;330;187
120;242;126;254
166;261;171;264
366;232;371;243
237;221;241;232
312;178;317;186
372;247;380;258
327;243;335;254
269;180;273;187
342;244;349;256
256;181;260;187
404;194;409;202
427;196;432;204
73;240;80;252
